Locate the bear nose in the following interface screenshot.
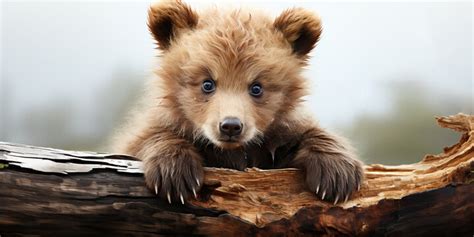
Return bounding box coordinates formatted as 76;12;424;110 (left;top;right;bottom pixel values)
219;117;243;137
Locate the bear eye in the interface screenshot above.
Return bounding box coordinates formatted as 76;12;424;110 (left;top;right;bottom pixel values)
249;83;263;97
202;79;216;93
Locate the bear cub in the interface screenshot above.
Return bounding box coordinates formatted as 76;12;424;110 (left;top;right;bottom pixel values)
113;0;364;205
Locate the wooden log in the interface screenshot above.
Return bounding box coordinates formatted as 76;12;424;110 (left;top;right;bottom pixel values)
0;114;473;236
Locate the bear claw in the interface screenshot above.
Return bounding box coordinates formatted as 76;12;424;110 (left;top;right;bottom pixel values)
180;194;184;204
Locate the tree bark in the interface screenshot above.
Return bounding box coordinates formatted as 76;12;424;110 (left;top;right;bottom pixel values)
0;114;473;237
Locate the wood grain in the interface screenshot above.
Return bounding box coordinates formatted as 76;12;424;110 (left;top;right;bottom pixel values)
0;114;473;236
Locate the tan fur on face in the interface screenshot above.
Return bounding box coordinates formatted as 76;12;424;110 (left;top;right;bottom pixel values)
145;7;320;149
201;91;261;149
112;1;324;153
112;1;363;205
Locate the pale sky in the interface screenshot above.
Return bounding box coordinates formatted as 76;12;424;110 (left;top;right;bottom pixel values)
1;1;472;148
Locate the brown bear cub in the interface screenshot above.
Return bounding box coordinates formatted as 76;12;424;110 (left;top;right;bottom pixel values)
113;0;364;205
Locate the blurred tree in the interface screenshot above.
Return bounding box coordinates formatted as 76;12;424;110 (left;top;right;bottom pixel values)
14;68;143;151
344;81;472;165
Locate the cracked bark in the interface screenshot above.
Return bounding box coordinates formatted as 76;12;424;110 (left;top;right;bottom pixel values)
0;114;473;236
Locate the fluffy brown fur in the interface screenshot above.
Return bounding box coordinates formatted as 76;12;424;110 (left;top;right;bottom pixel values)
112;0;363;204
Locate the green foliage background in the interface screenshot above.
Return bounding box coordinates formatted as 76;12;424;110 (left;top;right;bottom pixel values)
344;82;470;165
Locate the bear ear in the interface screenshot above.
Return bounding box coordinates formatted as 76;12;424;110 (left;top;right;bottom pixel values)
274;8;322;57
148;0;198;50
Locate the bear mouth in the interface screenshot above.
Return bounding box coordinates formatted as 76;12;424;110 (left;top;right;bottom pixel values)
216;134;245;149
218;135;241;143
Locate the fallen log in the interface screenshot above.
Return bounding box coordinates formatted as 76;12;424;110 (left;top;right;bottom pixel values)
0;114;473;236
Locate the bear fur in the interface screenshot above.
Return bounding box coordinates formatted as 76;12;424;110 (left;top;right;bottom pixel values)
112;0;364;204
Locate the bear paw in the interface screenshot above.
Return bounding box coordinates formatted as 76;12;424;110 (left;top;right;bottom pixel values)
143;152;204;204
302;153;364;204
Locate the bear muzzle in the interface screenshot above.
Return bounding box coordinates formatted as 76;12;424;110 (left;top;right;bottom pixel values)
219;117;243;141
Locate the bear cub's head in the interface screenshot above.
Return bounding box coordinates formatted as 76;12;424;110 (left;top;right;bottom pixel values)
149;0;322;149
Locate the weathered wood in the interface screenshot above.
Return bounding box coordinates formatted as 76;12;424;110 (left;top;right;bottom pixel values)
0;114;473;236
